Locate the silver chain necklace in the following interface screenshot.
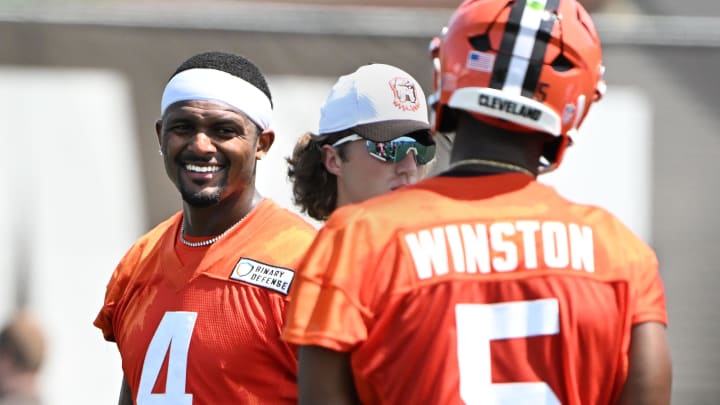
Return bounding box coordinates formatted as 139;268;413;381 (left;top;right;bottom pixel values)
179;213;249;248
446;158;534;177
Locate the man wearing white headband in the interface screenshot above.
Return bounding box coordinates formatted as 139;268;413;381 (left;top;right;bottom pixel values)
94;51;316;404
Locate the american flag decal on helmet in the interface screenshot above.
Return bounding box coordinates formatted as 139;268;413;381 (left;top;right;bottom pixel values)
467;50;496;72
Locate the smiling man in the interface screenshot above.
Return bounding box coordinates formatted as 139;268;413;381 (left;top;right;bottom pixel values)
94;51;317;405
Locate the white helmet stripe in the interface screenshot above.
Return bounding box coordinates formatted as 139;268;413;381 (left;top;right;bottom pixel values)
504;0;550;95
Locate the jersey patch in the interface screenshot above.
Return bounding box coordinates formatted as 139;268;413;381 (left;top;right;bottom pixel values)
229;257;295;295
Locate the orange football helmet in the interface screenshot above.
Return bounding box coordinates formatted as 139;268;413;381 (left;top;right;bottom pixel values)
430;0;606;172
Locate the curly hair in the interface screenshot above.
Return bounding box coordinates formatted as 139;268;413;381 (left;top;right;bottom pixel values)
287;133;348;221
171;50;272;108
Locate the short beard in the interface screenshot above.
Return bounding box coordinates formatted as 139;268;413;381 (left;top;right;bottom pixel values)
181;188;222;208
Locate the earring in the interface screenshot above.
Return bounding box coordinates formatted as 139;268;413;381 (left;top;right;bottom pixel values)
158;148;163;156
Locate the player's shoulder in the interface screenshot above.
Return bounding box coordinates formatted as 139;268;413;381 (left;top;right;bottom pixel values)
251;199;317;251
367;180;453;226
124;212;181;261
322;184;436;239
571;202;656;261
258;198;316;232
104;213;181;299
574;203;640;239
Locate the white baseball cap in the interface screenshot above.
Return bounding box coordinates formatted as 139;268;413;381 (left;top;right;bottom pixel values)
315;63;432;144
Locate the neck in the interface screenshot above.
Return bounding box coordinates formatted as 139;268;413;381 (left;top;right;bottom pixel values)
447;158;534;177
182;189;262;237
448;113;545;177
335;184;352;210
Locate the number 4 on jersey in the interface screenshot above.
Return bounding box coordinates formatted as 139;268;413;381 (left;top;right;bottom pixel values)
456;299;561;405
137;311;197;405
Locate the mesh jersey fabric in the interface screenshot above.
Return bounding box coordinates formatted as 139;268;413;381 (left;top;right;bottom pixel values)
95;199;316;404
282;174;667;405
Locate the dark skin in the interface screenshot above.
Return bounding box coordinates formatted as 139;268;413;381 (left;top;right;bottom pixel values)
117;99;274;405
447;112;548;177
118;376;131;405
156;99;273;236
617;322;672;405
298;346;359;405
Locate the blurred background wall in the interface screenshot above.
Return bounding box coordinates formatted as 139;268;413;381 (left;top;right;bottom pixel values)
0;0;717;403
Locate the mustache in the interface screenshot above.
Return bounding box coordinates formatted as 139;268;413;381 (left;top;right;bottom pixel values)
175;153;227;165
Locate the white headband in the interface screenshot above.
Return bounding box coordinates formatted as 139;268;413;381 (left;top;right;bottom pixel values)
160;68;272;130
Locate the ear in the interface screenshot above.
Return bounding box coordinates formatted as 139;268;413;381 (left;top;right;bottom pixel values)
256;129;275;160
155;119;163;147
321;144;344;176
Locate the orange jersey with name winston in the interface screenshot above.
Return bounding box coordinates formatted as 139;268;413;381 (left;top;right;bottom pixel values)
96;199;316;405
283;174;667;405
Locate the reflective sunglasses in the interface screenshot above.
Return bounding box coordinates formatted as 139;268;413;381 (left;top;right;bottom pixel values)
332;134;436;165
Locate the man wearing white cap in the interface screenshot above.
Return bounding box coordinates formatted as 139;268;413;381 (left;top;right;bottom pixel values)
287;63;436;221
94;51;316;404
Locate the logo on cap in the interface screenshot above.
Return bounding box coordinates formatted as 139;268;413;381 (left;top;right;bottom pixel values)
389;77;421;112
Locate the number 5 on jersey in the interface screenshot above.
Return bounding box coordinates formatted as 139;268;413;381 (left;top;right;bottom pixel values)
137;311;197;405
456;298;561;405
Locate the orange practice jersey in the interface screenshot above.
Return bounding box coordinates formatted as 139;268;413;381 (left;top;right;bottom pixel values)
283;174;667;405
95;199;316;405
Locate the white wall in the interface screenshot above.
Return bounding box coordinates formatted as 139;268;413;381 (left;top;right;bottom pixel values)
0;67;144;404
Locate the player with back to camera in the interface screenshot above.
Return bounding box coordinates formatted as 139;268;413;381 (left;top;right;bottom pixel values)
94;51;317;405
282;1;672;404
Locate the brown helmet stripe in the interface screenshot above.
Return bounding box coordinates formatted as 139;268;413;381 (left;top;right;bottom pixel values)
521;0;560;98
489;0;527;90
